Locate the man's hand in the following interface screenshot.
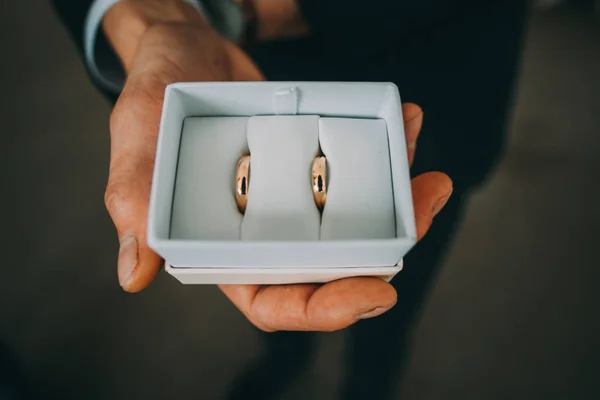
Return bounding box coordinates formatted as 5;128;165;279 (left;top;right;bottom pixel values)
103;0;453;332
104;1;263;291
218;105;452;332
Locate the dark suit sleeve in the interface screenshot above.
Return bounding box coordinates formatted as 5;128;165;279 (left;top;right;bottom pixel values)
50;0;119;103
297;0;480;58
50;0;484;100
51;0;92;55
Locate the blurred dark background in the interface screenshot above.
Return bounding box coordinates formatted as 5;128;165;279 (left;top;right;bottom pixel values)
1;1;600;399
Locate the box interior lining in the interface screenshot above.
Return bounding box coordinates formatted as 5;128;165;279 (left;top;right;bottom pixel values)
170;114;398;241
149;83;416;251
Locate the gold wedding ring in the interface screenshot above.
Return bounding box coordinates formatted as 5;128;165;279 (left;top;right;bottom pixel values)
312;156;327;211
234;154;327;214
235;155;251;214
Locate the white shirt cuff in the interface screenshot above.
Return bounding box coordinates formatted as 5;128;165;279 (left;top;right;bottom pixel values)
83;0;205;94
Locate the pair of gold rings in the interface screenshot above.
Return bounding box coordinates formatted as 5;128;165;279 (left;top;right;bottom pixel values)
235;155;327;214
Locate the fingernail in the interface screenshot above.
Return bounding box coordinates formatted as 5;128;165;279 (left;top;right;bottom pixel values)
432;193;451;216
118;235;138;288
358;306;393;320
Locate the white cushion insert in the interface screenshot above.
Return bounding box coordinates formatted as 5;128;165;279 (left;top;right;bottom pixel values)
241;116;321;241
319;118;396;240
170;117;248;240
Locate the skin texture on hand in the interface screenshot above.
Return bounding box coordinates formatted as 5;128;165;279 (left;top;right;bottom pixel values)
103;2;453;333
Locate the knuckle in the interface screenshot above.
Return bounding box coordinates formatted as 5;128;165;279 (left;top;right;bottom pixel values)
251;318;276;333
104;169;135;213
103;179;126;216
104;162;153;223
109;102;126;134
247;308;277;333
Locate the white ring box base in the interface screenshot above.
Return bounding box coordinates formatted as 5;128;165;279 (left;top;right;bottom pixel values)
148;82;417;285
165;261;403;285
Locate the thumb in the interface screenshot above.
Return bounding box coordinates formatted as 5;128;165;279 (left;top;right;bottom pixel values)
104;99;163;293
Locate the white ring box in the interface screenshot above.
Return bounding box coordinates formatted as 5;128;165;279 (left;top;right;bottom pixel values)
147;82;417;285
